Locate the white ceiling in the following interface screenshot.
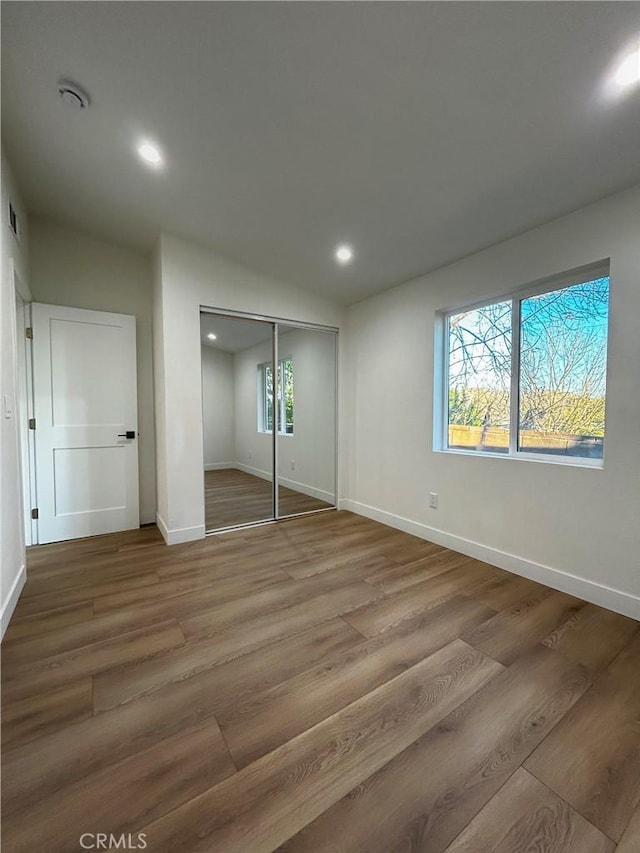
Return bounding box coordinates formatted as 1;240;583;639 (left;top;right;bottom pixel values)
200;313;272;353
2;2;640;305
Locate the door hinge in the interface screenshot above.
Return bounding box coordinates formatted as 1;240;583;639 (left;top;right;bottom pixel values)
26;327;33;340
28;417;36;430
31;508;39;520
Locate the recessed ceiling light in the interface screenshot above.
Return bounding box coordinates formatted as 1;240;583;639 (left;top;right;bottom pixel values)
335;244;353;264
614;48;640;87
207;333;217;340
137;141;163;167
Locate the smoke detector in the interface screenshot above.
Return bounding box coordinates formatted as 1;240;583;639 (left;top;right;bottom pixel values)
57;80;90;109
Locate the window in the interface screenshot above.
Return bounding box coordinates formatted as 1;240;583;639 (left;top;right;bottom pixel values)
258;358;294;434
441;267;609;463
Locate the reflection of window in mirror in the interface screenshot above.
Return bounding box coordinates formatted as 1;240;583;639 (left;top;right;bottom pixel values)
258;358;294;434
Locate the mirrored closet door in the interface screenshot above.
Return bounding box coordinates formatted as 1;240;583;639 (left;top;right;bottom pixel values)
276;324;337;518
201;313;275;532
201;310;338;533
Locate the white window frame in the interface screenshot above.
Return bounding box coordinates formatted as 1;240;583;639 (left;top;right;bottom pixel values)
434;260;610;469
258;357;293;436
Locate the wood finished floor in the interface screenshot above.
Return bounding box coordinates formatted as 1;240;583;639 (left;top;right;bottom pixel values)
2;511;639;853
204;468;333;530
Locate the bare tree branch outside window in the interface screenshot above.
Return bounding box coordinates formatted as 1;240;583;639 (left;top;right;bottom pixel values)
447;277;609;458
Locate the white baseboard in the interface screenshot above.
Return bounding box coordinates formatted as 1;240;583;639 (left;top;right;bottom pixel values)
204;462;236;471
1;564;26;639
342;499;640;621
278;475;334;504
156;512;205;546
235;462;271;482
235;463;334;503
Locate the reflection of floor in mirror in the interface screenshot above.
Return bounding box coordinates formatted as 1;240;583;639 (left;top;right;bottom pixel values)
205;468;333;531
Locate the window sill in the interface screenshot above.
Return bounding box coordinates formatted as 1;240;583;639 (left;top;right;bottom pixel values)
258;430;294;437
435;447;603;469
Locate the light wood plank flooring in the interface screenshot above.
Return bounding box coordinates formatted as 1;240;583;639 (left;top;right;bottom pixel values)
205;468;333;530
1;511;638;853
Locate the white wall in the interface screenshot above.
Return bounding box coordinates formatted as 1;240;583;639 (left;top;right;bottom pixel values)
154;233;344;543
201;345;235;468
152;243;168;531
232;338;272;477
233;328;337;502
29;218;156;524
345;184;640;618
1;147;30;635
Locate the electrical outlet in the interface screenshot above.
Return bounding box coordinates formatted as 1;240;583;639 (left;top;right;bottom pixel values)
290;460;295;471
429;492;438;509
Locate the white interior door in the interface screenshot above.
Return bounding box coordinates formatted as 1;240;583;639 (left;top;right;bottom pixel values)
32;303;139;543
14;289;35;545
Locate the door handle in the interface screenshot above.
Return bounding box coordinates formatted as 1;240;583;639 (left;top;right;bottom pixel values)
117;431;136;439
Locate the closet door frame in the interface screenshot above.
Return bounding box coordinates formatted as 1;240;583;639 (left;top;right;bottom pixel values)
200;306;338;533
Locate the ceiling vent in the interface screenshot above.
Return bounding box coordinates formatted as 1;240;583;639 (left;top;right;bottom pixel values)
57;80;90;109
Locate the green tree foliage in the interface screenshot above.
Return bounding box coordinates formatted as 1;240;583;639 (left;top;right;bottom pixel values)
283;358;294;432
